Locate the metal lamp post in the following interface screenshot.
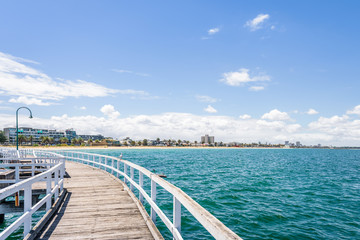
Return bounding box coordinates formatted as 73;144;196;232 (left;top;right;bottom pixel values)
16;107;33;150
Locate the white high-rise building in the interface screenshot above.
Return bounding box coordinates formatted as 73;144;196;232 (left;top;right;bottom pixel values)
201;134;215;144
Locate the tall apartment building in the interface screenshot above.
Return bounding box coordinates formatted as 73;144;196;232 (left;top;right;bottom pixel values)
201;134;215;144
65;129;77;141
3;127;105;144
3;127;65;144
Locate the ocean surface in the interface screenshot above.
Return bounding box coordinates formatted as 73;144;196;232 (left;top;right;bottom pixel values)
1;149;359;239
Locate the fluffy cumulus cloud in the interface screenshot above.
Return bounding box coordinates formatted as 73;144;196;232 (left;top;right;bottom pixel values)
204;105;217;113
220;68;270;88
261;109;291;121
256;120;300;133
208;28;220;35
239;114;251;120
307;108;319;115
0;112;303;144
100;104;120;119
2;106;360;145
346;105;360;115
307;114;360;143
245;14;270;31
0;52;152;105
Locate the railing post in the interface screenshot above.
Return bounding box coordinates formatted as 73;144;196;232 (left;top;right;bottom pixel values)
130;167;134;191
124;163;127;184
54;169;59;200
151;179;157;223
15;165;19;183
46;174;51;211
31;159;35;176
173;196;181;236
23;185;32;237
111;159;114;175
139;172;144;204
60;162;64;192
117;160;120;178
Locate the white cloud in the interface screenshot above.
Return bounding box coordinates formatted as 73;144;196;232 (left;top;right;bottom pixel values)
196;95;218;103
239;114;251;119
112;69;150;77
100;104;120;119
262;109;291;121
271;25;275;30
346;105;360;115
112;69;133;73
80;106;86;110
0;52;117;100
307;108;319;115
257;120;300;133
245;14;270;31
308;115;360;142
204;105;217;113
220;68;270;87
0;52;153;103
309;115;349;130
9;96;53;106
2;109;360;146
208;28;220;35
249;86;265;91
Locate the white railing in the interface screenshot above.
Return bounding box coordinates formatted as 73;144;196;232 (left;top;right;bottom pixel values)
0;149;65;239
0;147;19;159
54;150;242;240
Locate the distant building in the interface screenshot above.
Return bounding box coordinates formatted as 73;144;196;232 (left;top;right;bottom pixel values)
285;141;290;146
65;129;77;141
3;127;65;144
77;134;104;141
201;134;215;144
296;141;301;147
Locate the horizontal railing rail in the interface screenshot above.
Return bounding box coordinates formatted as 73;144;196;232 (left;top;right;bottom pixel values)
52;150;241;240
0;149;65;240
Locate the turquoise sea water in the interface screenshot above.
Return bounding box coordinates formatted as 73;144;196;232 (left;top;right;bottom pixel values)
81;148;360;240
1;149;359;239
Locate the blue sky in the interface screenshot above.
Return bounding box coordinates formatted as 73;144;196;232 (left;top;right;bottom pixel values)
1;0;360;146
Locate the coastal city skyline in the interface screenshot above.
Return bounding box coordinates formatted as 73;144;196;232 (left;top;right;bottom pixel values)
1;1;360;146
0;126;339;149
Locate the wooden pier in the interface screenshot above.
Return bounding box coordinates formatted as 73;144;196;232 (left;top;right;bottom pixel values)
37;161;162;240
1;149;242;240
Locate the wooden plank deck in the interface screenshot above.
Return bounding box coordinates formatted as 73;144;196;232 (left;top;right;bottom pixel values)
37;161;162;240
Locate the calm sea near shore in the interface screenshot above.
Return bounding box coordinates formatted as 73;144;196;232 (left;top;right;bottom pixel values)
2;148;359;239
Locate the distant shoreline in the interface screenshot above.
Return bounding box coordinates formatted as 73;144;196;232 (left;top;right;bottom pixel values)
6;145;359;150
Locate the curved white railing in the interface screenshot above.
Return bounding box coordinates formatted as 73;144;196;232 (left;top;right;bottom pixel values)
0;149;65;239
53;150;242;240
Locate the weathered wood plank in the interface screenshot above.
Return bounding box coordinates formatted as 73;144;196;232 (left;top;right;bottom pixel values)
37;161;162;240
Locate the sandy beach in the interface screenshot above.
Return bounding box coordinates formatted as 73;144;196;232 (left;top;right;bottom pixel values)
9;145;289;150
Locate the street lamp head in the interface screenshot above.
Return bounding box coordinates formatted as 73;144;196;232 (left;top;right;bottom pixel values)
16;106;33;150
